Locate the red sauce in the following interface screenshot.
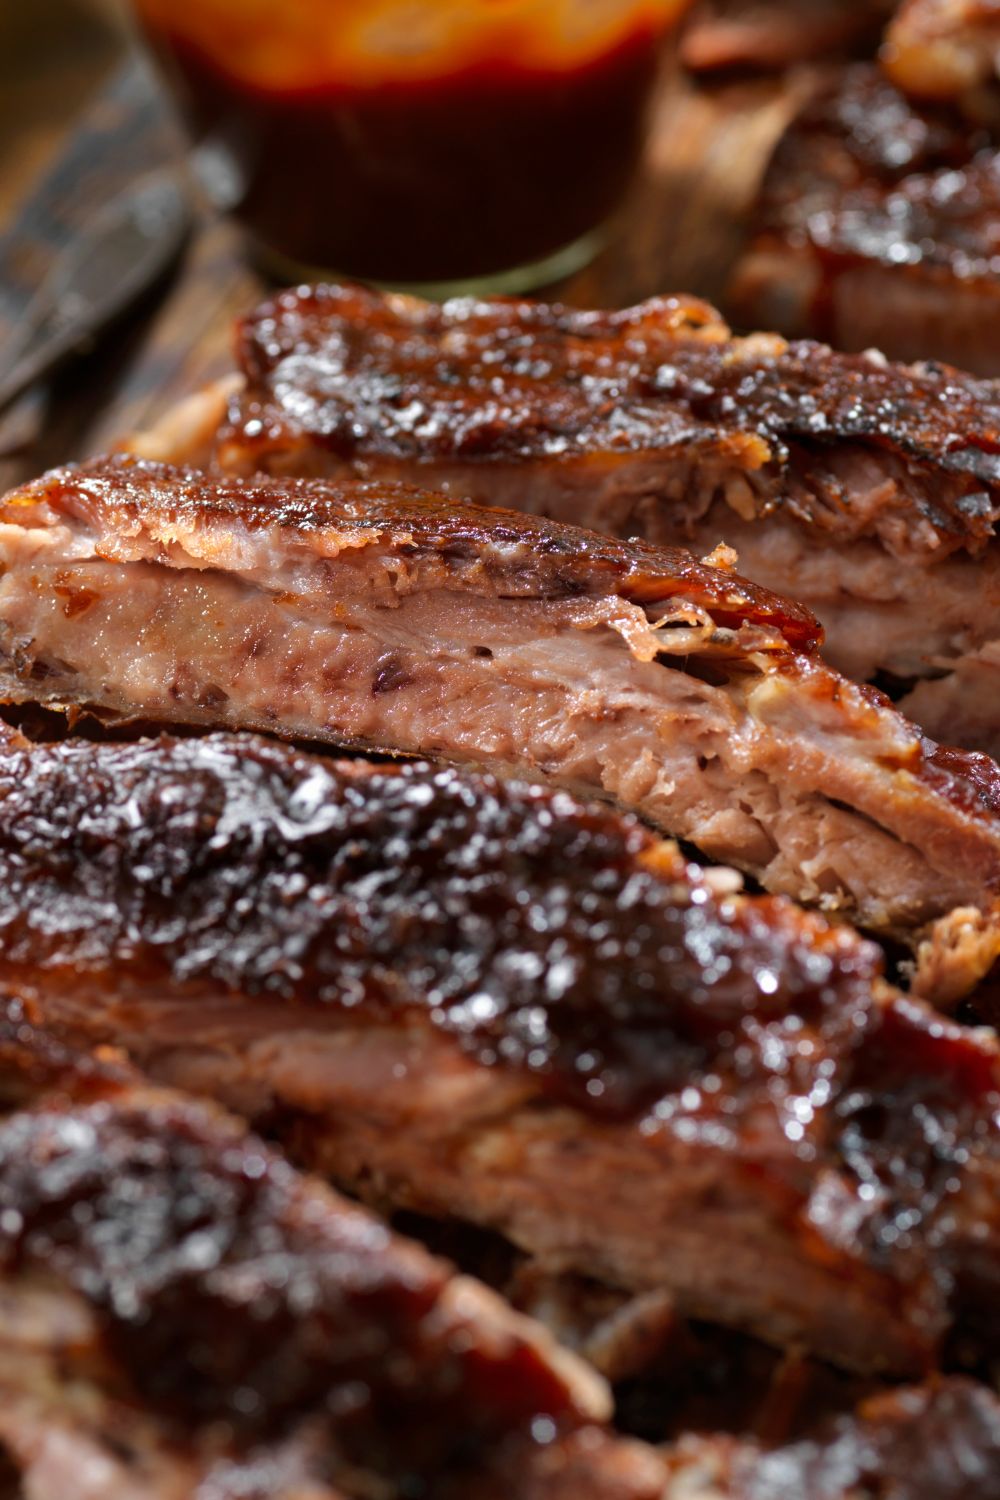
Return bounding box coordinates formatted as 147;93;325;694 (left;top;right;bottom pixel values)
135;3;674;284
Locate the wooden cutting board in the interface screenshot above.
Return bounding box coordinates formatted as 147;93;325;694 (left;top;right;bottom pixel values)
0;46;814;493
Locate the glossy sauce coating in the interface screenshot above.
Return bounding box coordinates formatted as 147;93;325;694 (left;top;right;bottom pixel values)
831;994;1000;1297
21;454;822;650
742;66;1000;336
0;1014;589;1463
227;283;1000;549
2;738;999;1374
0;729;884;1122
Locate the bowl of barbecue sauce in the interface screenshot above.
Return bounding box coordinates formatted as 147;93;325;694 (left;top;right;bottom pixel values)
131;0;683;294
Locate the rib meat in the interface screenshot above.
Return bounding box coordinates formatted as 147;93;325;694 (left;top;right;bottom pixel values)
0;1004;662;1500
680;0;890;71
197;282;1000;758
664;1378;1000;1499
727;65;1000;375
883;0;1000;123
3;725;999;1376
2;454;1000;998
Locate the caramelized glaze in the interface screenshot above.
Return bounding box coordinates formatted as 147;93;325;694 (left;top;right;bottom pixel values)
225;283;1000;550
0;731;880;1118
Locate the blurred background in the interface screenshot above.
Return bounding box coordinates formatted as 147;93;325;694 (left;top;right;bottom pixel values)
0;1;124;221
0;1;797;490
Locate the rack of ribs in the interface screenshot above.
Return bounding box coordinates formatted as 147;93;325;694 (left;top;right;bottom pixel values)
883;0;1000;124
680;0;891;71
3;456;1000;998
1;724;997;1376
0;1003;671;1500
167;281;1000;759
727;65;1000;376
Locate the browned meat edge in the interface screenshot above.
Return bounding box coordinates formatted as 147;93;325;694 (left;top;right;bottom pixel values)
208;282;1000;756
3;725;998;1377
1;454;999;1004
727;65;1000;376
218;283;1000;557
0;1005;667;1500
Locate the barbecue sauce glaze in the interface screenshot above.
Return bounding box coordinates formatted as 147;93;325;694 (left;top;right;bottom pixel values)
135;0;677;283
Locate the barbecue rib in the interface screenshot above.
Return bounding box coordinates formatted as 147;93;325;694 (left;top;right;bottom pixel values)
0;1004;666;1500
2;455;999;996
186;281;1000;759
3;725;999;1376
664;1378;1000;1499
727;65;1000;376
680;0;890;71
883;0;1000;123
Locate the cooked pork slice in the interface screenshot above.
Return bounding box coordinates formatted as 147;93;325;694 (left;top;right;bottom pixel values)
202;282;1000;756
3;455;1000;991
883;0;1000;124
680;0;890;71
664;1378;1000;1499
727;65;1000;375
0;1006;663;1500
4;727;999;1376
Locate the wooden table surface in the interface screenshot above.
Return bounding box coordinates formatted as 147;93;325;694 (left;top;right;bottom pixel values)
0;4;811;493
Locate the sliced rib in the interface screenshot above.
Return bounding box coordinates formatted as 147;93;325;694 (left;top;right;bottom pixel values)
727;65;1000;376
3;726;999;1376
2;454;1000;997
0;1005;660;1500
199;282;1000;757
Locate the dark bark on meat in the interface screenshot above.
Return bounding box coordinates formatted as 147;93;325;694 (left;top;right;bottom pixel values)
0;725;888;1119
206;282;1000;757
2;455;999;1001
0;728;997;1376
680;0;890;71
0;1002;657;1500
728;66;1000;374
218;283;1000;556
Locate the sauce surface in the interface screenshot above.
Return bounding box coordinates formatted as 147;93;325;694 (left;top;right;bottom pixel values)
135;0;682;282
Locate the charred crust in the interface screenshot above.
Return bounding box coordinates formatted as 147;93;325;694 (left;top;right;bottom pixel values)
216;280;1000;554
0;736;995;1375
15;455;822;654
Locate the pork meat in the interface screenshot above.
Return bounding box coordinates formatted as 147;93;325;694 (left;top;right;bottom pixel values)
194;282;1000;757
2;727;998;1376
2;455;999;995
